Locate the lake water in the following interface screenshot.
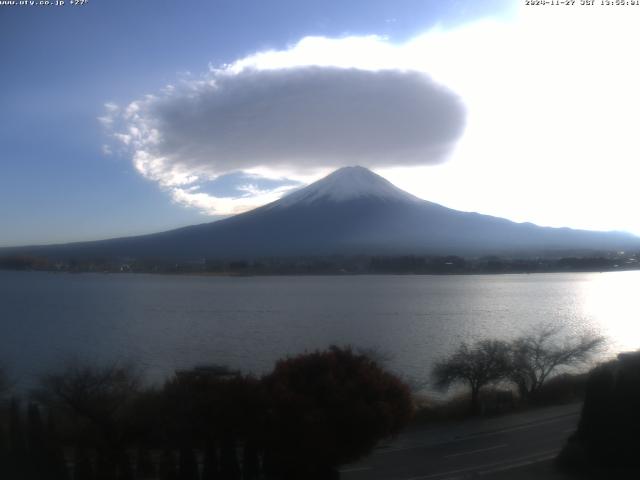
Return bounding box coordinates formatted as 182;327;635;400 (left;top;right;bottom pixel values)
1;270;639;391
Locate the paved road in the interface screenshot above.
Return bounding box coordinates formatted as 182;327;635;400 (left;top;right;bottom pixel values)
340;404;581;480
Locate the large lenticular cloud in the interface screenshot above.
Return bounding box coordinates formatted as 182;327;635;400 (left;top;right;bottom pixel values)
106;56;465;214
150;67;463;174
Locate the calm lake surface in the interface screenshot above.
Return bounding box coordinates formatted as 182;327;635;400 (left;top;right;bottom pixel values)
1;270;639;390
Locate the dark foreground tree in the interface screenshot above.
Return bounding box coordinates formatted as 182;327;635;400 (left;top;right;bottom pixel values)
557;351;640;474
158;365;263;480
263;346;413;479
432;340;511;415
507;326;604;401
158;449;178;480
74;446;94;480
201;441;219;480
135;446;156;479
160;365;263;453
9;398;27;467
26;403;47;477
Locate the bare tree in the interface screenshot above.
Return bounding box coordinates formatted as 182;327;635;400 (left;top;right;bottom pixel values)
35;361;142;478
432;340;511;414
507;326;605;400
36;362;141;425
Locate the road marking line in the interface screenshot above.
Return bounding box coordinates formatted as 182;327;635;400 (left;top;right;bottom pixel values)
404;449;558;480
339;466;371;473
379;413;578;454
444;443;507;459
478;453;556;476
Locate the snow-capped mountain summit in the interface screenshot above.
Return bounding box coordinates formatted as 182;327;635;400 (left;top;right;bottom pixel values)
5;166;639;260
273;166;421;207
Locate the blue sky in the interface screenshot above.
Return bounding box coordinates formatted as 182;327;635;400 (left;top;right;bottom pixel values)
4;0;640;247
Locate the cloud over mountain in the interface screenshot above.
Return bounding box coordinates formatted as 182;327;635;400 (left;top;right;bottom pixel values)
105;62;465;214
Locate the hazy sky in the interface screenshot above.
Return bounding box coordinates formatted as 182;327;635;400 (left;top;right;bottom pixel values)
2;0;639;247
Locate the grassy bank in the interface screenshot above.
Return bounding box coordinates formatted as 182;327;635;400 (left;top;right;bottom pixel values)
412;372;588;425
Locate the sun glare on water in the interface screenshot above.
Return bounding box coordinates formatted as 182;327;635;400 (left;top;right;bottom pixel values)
580;270;640;357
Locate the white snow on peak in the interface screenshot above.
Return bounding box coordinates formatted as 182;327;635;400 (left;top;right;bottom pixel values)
273;166;423;207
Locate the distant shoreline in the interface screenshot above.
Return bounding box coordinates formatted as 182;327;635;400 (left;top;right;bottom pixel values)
2;251;639;277
2;265;639;278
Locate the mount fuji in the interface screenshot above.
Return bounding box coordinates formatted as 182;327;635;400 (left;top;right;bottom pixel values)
5;166;639;260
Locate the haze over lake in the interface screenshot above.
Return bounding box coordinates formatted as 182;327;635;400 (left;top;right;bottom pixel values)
2;270;638;390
